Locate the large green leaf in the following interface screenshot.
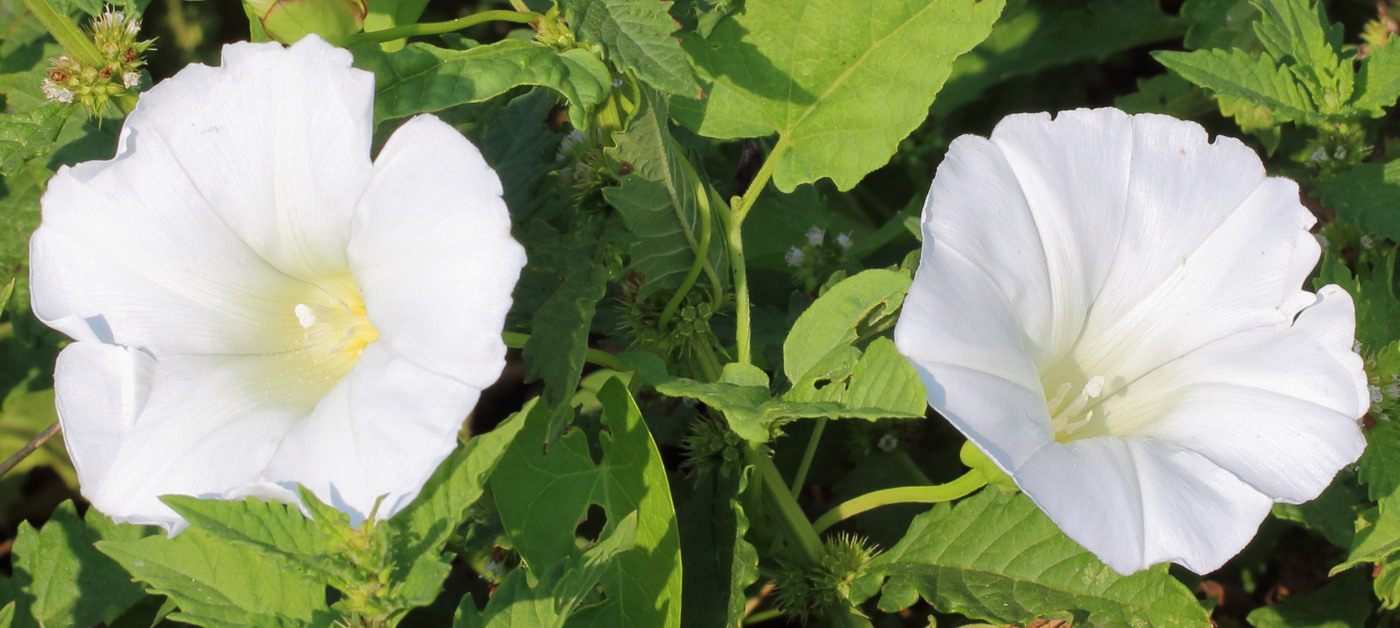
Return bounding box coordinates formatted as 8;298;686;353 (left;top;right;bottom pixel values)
158;496;344;581
491;379;682;628
476;90;564;222
673;0;1004;191
865;489;1210;627
603;85;724;301
99;524;333;627
1352;36;1400;115
0;160;48;317
1249;0;1350;110
352;39;612;128
9;502;153;628
454;512;639;628
562;0;699;96
674;458;756;627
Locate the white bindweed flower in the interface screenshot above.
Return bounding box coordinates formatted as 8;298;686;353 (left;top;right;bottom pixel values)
894;108;1367;575
30;36;525;530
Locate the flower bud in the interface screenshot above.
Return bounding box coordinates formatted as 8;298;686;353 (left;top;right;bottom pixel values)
246;0;367;46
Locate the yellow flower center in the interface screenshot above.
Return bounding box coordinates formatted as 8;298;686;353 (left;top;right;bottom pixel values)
1045;375;1106;443
288;277;378;389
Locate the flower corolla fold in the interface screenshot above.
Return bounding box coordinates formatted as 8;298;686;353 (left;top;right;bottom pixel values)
893;108;1368;575
29;36;526;531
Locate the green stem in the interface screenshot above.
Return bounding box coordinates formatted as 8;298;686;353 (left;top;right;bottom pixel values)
658;154;714;329
352;10;540;43
501;331;632;373
811;470;987;534
743;609;783;625
725;142;783;364
690;337;723;382
789;417;826;497
21;0;103;67
747;443;823;565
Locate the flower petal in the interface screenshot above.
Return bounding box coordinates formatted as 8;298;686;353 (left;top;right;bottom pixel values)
987;108;1134;361
106;36;373;281
918;134;1055;360
349;115;525;389
895;237;1052;471
53;343;310;529
1099;286;1366;502
1074;176;1315;394
1017;437;1273;575
259;343;482;523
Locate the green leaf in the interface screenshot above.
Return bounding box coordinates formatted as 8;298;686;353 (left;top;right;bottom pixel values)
0;278;13;312
1153;48;1320;123
675;455;757;627
1182;0;1259;51
99;523;333;627
783;268;911;386
1246;570;1372;627
491;379;683;628
0;105;72;175
9;502;152;628
603;84;724;301
562;0;698;97
390;412;525;561
1352;37;1400;115
520;221;611;440
476;90;563;222
1115;73;1216;118
352;39;612;128
0;160;49;319
1317;162;1400;244
673;0;1004;191
454;511;639;628
866;489;1210;627
362;0;430;51
1376;558;1400;609
157;496;344;581
1250;0;1351;111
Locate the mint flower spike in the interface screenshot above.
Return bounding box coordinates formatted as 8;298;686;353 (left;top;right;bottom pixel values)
42;6;153;114
29;36;526;532
894;108;1368;575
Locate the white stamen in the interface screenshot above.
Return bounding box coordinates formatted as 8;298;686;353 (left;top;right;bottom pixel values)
294;303;317;328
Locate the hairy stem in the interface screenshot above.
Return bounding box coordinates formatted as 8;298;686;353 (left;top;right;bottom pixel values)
725;142;782;364
811;470;988;534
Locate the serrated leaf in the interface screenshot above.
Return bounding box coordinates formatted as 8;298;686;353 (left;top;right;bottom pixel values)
10;501;152;628
1250;0;1351;111
673;0;1003;191
352;40;612;128
454;511;639;628
1352;37;1400;115
1154;48;1320;123
99;525;333;627
1318;161;1400;244
604;85;724;301
0;106;71;175
866;489;1210;627
1246;570;1372;627
158;496;344;581
491;379;682;628
783;269;911;386
562;0;698;96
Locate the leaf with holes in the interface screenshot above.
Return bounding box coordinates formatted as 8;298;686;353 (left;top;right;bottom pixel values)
490;380;682;627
